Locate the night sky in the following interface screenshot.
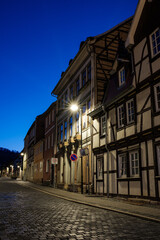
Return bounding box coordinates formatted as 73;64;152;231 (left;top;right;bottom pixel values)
0;0;138;152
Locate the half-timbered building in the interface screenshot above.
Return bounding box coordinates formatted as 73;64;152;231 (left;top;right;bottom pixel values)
89;0;160;200
52;17;132;193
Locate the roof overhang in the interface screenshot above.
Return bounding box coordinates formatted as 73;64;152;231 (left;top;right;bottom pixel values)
125;0;146;49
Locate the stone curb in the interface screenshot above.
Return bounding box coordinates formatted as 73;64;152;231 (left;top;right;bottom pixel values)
27;185;160;224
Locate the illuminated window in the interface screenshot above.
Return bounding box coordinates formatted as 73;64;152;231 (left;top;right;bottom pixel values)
82;105;86;129
76;112;79;133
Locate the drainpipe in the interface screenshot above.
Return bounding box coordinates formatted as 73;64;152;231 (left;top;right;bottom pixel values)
102;106;109;198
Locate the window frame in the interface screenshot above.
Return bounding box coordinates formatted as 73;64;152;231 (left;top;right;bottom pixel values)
117;104;124;128
82;104;86;129
154;82;160;112
97;154;104;180
129;150;139;177
64;120;67;140
69;116;72;136
119;67;125;87
82;69;86;87
87;63;91;82
76;78;80;96
60;123;63;141
100;115;106;136
118;154;127;178
150;28;160;58
126;98;135;124
156;145;160;176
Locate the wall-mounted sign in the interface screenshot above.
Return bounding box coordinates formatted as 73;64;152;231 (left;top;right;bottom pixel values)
51;158;58;164
70;154;78;161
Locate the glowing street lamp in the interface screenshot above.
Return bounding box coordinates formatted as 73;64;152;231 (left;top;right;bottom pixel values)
70;103;83;194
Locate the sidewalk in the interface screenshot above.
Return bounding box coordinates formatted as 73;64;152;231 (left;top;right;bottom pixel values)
17;179;160;223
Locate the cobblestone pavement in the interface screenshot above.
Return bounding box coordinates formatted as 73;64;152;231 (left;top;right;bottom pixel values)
0;178;160;240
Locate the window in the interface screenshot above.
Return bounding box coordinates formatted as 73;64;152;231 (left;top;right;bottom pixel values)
82;105;86;129
40;161;43;172
101;115;106;136
118;154;127;178
150;28;160;57
70;85;73;100
129;151;139;177
46;159;50;173
69;116;72;136
60;124;63;141
76;112;79;133
117;104;124;128
57;126;60;143
97;155;103;180
65;90;68;104
82;69;86;87
87;63;91;81
126;99;134;124
157;145;160;176
76;78;80;96
64;120;67;140
154;83;160;112
87;100;91;127
119;67;125;86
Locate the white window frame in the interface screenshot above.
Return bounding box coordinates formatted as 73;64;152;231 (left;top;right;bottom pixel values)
101;115;106;136
129;151;139;177
154;83;160;112
126;99;134;124
157;145;160;176
97;155;103;180
117;104;124;128
150;28;160;58
119;67;125;87
118;154;127;178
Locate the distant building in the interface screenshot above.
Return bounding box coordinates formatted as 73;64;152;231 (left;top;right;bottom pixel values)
23;121;35;182
43;101;57;185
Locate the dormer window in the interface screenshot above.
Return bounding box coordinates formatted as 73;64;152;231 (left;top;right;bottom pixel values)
150;28;160;57
119;67;125;87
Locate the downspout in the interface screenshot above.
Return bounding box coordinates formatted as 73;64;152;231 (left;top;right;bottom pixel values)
102;106;109;198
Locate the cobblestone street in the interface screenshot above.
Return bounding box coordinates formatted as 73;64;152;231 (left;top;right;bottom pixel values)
0;177;160;240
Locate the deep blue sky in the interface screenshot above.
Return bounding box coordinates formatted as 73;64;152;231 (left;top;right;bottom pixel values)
0;0;138;152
